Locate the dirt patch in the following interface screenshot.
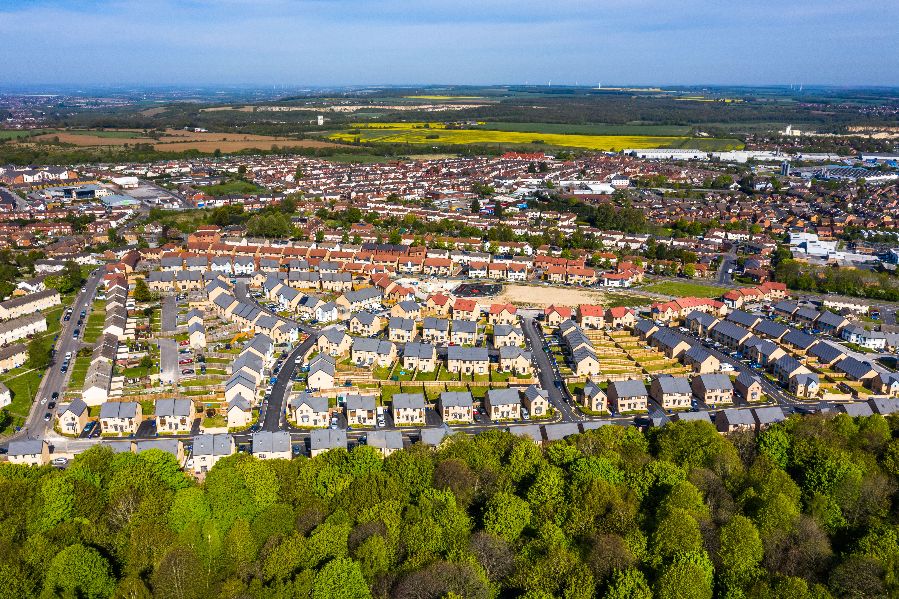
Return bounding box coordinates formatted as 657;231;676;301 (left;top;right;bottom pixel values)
496;284;653;308
26;128;343;152
153;140;341;152
140;107;167;116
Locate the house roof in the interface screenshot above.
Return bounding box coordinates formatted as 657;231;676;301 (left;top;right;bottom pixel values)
609;379;648;398
486;388;520;406
654;375;692;395
252;430;291;454
193;433;233;457
393;393;426;410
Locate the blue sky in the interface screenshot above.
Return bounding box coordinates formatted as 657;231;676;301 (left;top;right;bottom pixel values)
1;0;897;86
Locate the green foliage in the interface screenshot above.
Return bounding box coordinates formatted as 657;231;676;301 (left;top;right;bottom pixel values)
0;412;894;597
26;336;51;371
44;544;115;598
132;277;152;302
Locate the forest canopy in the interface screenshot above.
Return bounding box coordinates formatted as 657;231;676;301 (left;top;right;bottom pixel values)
0;414;897;598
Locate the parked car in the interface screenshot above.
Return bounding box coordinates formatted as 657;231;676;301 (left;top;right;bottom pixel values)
181;369;194;375
178;359;193;365
51;457;68;467
43;413;51;422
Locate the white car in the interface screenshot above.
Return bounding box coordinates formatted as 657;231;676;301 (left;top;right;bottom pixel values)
51;457;68;467
719;363;735;372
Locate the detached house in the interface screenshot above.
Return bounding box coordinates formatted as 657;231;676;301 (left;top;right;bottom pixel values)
499;346;533;375
484;388;521;420
488;303;518;326
99;401;142;435
649;376;693;410
288;393;330;428
450;319;478;345
447;346;489;375
155;398;196;434
388;317;417;343
392;393;427;425
57;399;90;436
523;385;550;417
581;380;608;413
438;391;474;423
691;374;734;405
345;394;378;426
349;312;383;337
607;379;649;413
403;341;438;372
493;324;524;348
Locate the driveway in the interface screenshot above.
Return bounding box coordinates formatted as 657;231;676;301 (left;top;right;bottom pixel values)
520;316;576;421
161;295;177;333
158;338;179;386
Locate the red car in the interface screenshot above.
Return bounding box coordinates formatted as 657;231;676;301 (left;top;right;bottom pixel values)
178;358;193;365
178;340;189;346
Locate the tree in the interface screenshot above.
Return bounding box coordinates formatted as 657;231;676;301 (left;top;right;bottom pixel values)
44;544;116;599
605;568;651;599
718;515;763;586
312;558;371;599
470;198;481;214
26;336;51;370
483;491;531;542
132;278;152;302
139;355;154;370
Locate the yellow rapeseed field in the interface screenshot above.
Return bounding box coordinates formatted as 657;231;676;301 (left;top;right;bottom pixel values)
329;123;742;151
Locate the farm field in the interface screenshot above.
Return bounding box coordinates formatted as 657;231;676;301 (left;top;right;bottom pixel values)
641;280;725;298
329;123;742;151
482;122;693;136
20;128;342;152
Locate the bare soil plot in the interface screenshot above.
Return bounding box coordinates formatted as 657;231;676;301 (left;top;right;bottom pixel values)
496;284;653;308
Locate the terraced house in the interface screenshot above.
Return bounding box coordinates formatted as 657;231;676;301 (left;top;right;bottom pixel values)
0;289;60;320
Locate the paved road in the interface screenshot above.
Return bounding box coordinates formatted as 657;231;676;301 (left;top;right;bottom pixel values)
161;295;177;333
262;336;317;432
521;316;577;422
717;253;736;284
6;269;103;445
158;338;179;386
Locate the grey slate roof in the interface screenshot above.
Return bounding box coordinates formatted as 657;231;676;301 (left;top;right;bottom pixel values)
654;375;692;395
440;391;473;407
252;430;291;454
609;379;648;398
447;345;489;362
486;388;521;406
310;428;348;451
393;392;426;410
367;430;404;450
193;433;233;457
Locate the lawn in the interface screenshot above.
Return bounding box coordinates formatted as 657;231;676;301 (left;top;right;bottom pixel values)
199;179;265;197
641;281;724;298
66;355;92;391
330;122;743;152
0;367;43;432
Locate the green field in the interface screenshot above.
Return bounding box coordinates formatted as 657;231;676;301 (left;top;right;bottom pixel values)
483;122;693;136
0;367;43;432
65;129;145;139
642;281;724;298
0;129;54;140
329;122;742;151
66;355;92;391
199;179;265;196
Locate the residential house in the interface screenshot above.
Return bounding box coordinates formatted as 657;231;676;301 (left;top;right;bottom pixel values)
345;394;378;426
450;319;478;345
155;398;196;433
734;372;763;403
351;337;397;368
99;401;142;435
7;440;50;466
493;324;524;348
438;391;474;423
392;393;427;425
790;372;820;398
349;312;383;337
317;326;352;357
649;375;693;410
715;408;756;433
499;345;533;375
691;374;734;405
226;395;253;429
388;317;417;343
607;379;649;413
523;385;550;417
252;430;291;460
682;346;720;374
308;354;336;390
753;407;787;429
310;429;348;457
288;393;330;428
56;399;90;436
452;298;479;321
577;304;606;329
192;434;235;473
605;306;636;329
544;305;573;327
841;325;887;351
402;342;438;373
484;388;522;420
488;303;518;325
421;317;450;344
581;379;608;413
446;346;489;374
367;430;405;457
